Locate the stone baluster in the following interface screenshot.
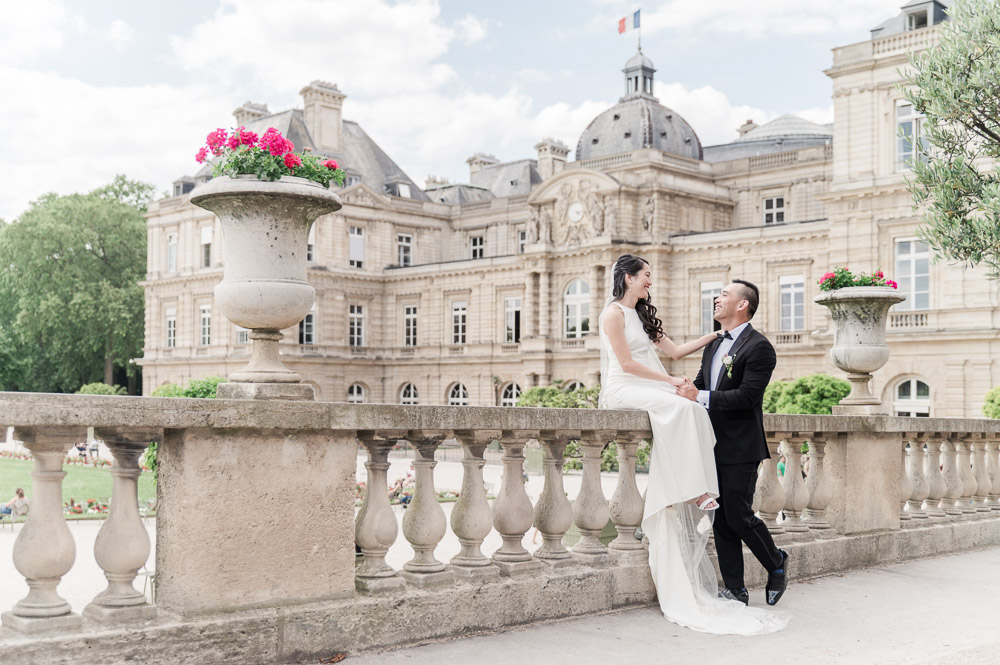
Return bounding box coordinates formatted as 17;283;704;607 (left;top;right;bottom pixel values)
398;430;455;587
988;437;1000;511
903;434;929;522
533;431;576;568
923;435;948;520
940;437;964;517
756;433;786;536
355;432;406;593
449;430;500;579
83;428;160;622
608;432;646;558
572;431;614;563
898;436;913;523
779;436;810;534
2;426;86;633
971;434;991;514
492;431;542;576
955;435;977;517
803;434;834;535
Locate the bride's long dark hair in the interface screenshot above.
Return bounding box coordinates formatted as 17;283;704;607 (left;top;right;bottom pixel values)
612;254;664;342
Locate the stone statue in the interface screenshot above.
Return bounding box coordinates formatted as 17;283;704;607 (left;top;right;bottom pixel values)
527;207;540;243
641;195;655;231
555;182;574;222
603;197;617;234
540;207;552;244
583;182;603;234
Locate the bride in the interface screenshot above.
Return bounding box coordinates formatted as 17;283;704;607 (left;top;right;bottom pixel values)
598;254;789;635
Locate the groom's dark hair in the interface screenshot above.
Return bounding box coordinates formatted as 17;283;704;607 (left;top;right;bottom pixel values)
732;279;759;319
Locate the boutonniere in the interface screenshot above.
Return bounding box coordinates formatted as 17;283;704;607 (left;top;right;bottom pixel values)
722;354;735;379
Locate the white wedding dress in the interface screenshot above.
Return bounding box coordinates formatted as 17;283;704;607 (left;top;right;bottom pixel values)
599;302;790;635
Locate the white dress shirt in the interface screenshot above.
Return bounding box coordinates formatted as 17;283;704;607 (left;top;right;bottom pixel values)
697;321;750;409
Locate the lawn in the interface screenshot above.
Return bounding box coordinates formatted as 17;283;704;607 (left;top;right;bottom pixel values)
0;458;155;519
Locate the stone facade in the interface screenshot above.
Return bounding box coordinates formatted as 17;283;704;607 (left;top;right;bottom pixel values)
141;7;996;417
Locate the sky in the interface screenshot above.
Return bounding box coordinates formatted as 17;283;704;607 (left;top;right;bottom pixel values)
0;0;910;221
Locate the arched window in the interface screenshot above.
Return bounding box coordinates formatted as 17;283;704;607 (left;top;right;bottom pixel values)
400;383;418;405
564;381;583;392
894;379;930;417
348;384;366;404
564;279;590;338
448;383;469;406
501;383;521;407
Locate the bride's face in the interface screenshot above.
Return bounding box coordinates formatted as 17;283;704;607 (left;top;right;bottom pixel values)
628;264;652;299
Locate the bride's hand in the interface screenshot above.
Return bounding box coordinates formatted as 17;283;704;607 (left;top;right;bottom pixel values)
667;375;688;389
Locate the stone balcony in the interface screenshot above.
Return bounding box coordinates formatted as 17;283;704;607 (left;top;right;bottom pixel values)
0;392;999;664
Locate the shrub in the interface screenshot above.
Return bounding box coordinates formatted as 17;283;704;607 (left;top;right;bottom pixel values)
763;380;789;413
983;386;1000;419
75;382;127;395
773;374;851;415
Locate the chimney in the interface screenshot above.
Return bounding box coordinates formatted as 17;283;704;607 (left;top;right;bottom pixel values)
737;119;758;137
426;174;450;187
299;80;347;153
233;101;269;126
466;153;499;181
534;138;570;180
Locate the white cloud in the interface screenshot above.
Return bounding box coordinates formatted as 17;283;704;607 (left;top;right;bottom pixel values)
455;14;488;44
0;0;73;64
108;19;134;51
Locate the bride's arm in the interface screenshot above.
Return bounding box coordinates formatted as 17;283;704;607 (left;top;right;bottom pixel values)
654;331;717;360
603;308;686;387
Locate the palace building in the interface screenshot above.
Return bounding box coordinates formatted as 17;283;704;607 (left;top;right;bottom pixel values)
140;1;994;417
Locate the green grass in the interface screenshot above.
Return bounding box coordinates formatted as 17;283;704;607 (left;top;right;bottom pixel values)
0;458;155;519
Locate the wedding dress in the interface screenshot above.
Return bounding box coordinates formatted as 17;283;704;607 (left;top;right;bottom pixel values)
599;301;789;635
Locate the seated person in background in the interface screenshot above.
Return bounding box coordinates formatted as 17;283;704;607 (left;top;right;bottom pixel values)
1;488;27;515
75;441;88;459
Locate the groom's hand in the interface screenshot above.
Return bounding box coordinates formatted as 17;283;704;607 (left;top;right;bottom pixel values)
676;377;698;401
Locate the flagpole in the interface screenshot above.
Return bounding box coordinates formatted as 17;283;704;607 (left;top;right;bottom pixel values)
637;8;641;51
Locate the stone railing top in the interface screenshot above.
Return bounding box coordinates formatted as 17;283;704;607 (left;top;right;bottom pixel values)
2;392;999;437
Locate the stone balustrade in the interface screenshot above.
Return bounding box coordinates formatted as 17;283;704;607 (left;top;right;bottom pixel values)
1;392;1000;664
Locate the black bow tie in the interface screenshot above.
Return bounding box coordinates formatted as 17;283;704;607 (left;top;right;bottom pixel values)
718;331;732;340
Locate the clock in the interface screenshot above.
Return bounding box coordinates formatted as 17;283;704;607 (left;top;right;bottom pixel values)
568;202;584;222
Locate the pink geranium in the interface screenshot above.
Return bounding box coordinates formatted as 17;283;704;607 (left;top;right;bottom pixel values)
819;271;835;285
205;128;229;156
886;279;898;289
322;159;338;170
195;147;209;163
259;127;294;156
284;153;302;169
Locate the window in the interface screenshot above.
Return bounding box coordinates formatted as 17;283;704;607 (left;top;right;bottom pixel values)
299;307;315;345
349;305;364;347
470;236;484;259
397;183;410;198
166;233;177;273
200;226;212;268
504;297;521;343
896;102;927;171
452;301;467;344
448;383;469;406
307;224;315;262
501;383;521;407
564;279;590;338
397;233;412;267
763;197;785;225
165;307;176;348
404;305;418;347
564;381;583;392
199;305;211;346
895;239;930;310
349;226;364;268
895;379;930;417
236;326;249;345
907;10;928;31
779;275;805;332
348;384;366;404
518;230;527;254
400;383;418;405
700;281;722;335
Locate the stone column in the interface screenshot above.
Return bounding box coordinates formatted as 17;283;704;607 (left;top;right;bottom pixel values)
524;271;537;338
589;265;603;335
988;437;1000;511
803;435;834;535
756;433;786;536
399;431;455;587
971;435;992;514
533;431;575;567
492;431;542;576
572;431;613;563
608;433;645;557
84;428;160;622
539;271;551;338
2;426;86;634
955;435;977;517
940;437;964;517
779;436;809;534
898;436;913;523
923;435;948;521
449;430;500;579
355;432;406;593
904;434;929;522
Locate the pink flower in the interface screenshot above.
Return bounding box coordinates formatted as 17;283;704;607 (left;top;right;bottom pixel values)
259;127;294;156
195;147;209;163
886;280;898;289
206;128;229;156
322;159;338;170
284;153;302;169
819;272;834;284
239;128;258;146
874;269;884;279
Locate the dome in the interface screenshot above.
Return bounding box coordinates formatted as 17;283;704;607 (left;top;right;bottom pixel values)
735;114;832;143
625;51;655;71
576;96;703;161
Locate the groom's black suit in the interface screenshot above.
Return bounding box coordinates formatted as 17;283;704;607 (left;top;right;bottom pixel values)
693;323;783;591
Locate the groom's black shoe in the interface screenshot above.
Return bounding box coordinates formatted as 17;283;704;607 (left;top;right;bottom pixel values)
719;587;749;605
766;549;789;606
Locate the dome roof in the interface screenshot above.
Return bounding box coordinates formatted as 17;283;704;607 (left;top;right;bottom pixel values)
576;96;702;161
625;51;655;71
735;114;832;143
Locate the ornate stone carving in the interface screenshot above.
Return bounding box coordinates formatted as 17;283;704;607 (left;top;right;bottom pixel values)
641;195;655;231
603;196;617;234
343;189;378;207
527;207;540;243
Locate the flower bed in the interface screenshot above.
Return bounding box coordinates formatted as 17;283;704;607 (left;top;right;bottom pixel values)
818;267;898;291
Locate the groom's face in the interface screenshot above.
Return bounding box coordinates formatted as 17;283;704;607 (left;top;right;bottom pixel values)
714;283;748;324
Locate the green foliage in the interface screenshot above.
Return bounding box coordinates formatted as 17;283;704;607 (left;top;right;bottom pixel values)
516;385;600;409
902;0;1000;278
143;441;158;481
0;179;149;392
91;174;156;212
983;385;1000;418
773;374;851;415
75;382;127;395
763;380;790;413
150;375;224;399
208;128;346;188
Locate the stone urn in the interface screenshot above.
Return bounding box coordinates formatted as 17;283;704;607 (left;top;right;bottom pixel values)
815;286;906;410
190;175;342;400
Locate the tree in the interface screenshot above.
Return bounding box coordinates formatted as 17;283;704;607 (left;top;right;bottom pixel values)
768;374;851;415
763;380;790;413
903;0;1000;277
0;177;149;392
76;382;127;395
983;385;1000;418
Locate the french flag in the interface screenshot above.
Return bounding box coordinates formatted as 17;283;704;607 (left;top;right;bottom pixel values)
618;9;640;33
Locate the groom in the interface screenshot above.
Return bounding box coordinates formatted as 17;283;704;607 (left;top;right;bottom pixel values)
677;279;788;606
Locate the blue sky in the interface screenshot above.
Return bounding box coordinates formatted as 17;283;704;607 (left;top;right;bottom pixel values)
0;0;908;220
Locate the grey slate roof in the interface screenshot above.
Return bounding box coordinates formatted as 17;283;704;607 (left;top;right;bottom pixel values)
425;183;493;205
575;96;702;162
870;1;949;39
703;114;832;163
470;159;541;198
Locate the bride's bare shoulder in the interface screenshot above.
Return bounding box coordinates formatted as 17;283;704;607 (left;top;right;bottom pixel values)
600;304;624;328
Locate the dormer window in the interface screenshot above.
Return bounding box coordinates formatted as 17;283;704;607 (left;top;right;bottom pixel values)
613;114;620;121
624;131;631;138
907;10;928;30
592;138;599;144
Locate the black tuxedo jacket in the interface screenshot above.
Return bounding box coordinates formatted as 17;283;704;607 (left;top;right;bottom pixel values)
693;324;776;466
